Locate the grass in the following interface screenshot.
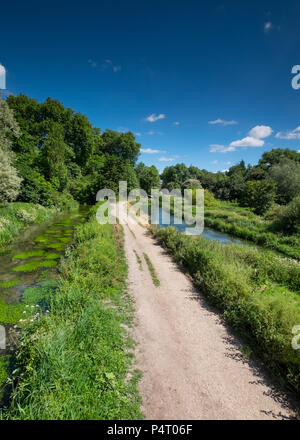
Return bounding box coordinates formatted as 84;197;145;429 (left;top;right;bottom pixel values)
133;250;143;271
151;225;300;395
128;225;136;239
143;252;160;287
1;205;142;420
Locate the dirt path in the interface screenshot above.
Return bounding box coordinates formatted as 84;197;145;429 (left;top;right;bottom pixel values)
123;218;296;420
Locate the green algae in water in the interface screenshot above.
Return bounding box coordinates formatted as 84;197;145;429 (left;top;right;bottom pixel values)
44;253;60;260
0;249;12;257
0;300;24;324
12;250;45;260
45;230;61;234
0;279;20;289
22;280;57;309
12;260;58;273
34;235;53;244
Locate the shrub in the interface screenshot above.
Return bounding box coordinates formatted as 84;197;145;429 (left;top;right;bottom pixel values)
271;196;300;234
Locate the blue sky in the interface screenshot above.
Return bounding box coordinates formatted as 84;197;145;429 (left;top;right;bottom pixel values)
1;0;300;172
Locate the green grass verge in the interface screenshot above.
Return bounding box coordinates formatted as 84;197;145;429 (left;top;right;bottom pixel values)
1;208;142;420
151;226;300;395
143;252;160;287
133;250;143;271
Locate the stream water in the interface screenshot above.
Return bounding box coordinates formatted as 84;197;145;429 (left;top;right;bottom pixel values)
158;207;245;245
0;207;90;303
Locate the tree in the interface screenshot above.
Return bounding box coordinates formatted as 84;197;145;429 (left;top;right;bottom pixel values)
161;163;190;188
269;159;300;204
101;130;141;165
259;148;300;170
136;163;160;194
0;95;22;202
0;95;21;151
0;148;22;203
241;180;276;215
39;122;74;191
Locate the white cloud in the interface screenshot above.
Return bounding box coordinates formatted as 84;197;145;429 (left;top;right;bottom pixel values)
159;157;175;162
212;160;218;164
298;150;300;153
226;161;232;165
276;126;300;140
230;136;264;148
249;125;273;139
145;113;165;123
88;59;97;67
141;148;166;154
221;169;229;173
209;144;236;153
209;118;238;126
264;21;280;33
100;59;121;72
134;132;142;137
173;121;180;125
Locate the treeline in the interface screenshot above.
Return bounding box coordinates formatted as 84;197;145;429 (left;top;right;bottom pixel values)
0;94;160;208
161;151;300;213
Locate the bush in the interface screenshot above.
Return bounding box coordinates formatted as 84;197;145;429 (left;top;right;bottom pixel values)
271;196;300;234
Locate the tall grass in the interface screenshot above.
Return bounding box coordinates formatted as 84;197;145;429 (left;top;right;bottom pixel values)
2;210;142;419
151;226;300;395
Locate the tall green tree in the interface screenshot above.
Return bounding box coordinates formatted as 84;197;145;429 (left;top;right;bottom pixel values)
136;162;160;194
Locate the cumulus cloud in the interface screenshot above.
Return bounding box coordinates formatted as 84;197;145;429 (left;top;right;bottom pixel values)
145;113;165;123
230;137;264;148
275;126;300;140
141;148;166;154
173;121;180;125
209;144;236;153
208;118;238;126
158;157;175;162
249;125;273;139
228;125;272;149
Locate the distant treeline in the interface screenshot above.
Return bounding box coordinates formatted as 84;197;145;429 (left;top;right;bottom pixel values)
161;150;300;215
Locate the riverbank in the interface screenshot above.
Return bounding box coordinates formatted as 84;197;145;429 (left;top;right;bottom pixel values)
1;206;142;419
151;225;300;398
0;200;79;248
159;195;300;260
